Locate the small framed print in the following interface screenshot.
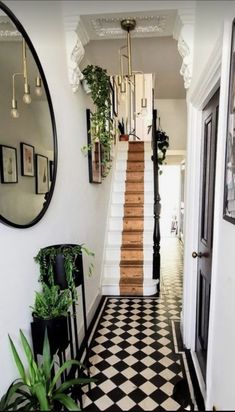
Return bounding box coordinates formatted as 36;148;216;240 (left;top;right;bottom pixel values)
0;145;18;183
36;154;48;194
20;142;35;176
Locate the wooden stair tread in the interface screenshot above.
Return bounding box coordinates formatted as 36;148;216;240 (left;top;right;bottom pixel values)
120;260;143;266
121;245;143;249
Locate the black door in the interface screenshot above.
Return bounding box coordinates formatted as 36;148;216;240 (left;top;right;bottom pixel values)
194;89;219;380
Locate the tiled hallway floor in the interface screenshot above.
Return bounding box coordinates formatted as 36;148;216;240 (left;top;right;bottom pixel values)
82;238;197;411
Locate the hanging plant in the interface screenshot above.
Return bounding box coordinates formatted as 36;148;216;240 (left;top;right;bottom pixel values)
34;244;94;301
81;65;113;176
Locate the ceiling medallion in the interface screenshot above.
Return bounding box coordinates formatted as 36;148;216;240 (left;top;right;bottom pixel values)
91;15;166;37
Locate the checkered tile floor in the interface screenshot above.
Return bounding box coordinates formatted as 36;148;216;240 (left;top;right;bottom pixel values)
82;238;196;411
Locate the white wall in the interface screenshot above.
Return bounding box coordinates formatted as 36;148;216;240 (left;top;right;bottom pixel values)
185;1;235;410
155;99;187;150
0;0;113;395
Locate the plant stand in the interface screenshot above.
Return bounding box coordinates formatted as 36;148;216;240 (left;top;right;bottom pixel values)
32;244;91;409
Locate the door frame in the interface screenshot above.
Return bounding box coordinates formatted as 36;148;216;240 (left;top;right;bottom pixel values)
182;21;232;403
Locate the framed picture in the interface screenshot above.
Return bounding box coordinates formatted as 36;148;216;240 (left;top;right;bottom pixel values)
86;109;102;183
224;21;235;223
0;145;18;183
36;154;48;194
20;142;35;176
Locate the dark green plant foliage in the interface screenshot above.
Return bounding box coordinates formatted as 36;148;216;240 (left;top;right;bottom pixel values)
118;119;125;135
0;330;95;411
34;245;94;301
82;65;113;176
31;285;72;319
157;130;169;166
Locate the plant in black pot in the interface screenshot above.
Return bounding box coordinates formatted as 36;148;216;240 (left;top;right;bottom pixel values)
30;284;72;356
34;244;94;301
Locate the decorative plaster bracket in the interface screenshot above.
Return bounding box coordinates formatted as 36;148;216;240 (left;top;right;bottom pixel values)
64;16;90;92
173;8;195;89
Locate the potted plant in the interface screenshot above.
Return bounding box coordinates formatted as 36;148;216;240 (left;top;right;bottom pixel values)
34;244;94;301
118;118;129;141
30;284;71;355
0;330;94;411
81;64;113;176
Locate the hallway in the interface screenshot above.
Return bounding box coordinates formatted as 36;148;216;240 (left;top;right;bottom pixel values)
82;238;198;411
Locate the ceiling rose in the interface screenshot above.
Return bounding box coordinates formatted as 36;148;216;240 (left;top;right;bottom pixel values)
91;15;166;38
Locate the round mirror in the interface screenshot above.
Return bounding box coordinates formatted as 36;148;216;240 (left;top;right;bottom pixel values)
0;2;57;228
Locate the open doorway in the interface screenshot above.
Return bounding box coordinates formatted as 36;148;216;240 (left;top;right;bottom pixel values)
159;165;181;238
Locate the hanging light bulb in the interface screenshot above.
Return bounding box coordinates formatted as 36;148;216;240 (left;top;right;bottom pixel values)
35;75;43;96
23;82;32;104
11;98;19;118
22;39;31;104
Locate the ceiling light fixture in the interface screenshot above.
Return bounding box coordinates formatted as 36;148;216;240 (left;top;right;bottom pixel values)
11;39;42;118
118;18;148;133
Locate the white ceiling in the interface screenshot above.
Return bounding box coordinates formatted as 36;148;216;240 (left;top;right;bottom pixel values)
77;7;186;99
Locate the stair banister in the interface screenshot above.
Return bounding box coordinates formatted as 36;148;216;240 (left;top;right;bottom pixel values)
152;108;161;288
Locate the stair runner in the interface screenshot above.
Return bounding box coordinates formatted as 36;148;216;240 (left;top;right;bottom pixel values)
120;142;145;295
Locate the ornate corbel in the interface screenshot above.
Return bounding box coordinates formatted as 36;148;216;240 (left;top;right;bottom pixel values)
173;8;195;90
64;16;89;92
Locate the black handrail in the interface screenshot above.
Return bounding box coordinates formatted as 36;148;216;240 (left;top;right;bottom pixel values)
152;109;161;290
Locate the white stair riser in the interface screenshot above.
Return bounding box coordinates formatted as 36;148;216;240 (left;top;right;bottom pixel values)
117;151;128;160
107;231;122;245
113;182;126;192
112;192;125;204
117;142;129;151
105;248;121;261
103;265;120;278
144;193;154;204
110;204;124;217
116;161;128;171
144;171;153;181
144;204;153;216
114;171;127;182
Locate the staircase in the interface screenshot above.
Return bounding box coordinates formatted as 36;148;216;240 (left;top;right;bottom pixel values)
102;140;158;296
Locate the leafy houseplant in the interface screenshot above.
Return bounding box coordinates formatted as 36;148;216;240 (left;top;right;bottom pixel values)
0;330;94;411
30;285;71;355
34;244;94;301
81;65;113;176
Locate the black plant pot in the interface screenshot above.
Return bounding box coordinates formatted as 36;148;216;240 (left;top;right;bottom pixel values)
31;314;69;356
41;244;84;290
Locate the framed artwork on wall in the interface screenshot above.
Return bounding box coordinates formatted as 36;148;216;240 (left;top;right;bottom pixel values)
0;144;18;183
36;154;48;194
223;20;235;224
20;142;35;176
86;109;102;183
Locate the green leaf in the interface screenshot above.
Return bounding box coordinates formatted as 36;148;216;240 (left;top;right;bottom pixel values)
20;330;38;384
53;393;80;411
49;359;80;394
34;382;49;411
0;381;25;409
54;377;96;395
42;329;51;378
8;335;26;383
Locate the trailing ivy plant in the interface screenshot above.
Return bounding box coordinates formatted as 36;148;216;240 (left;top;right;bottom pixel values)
81;65;113;176
34;245;94;301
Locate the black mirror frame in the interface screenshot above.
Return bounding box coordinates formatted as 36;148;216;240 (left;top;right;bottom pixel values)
0;1;57;229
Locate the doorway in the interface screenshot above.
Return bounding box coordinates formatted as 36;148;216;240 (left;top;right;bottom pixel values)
194;89;219;381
